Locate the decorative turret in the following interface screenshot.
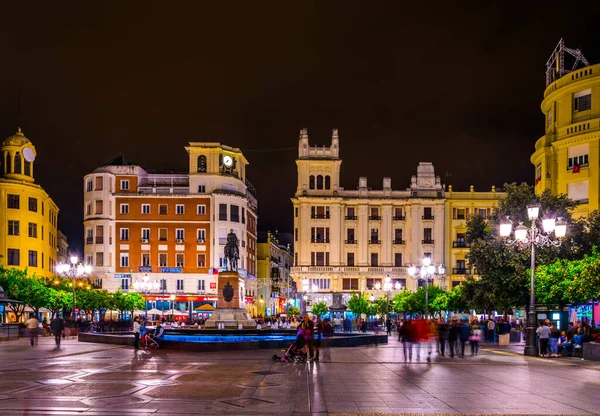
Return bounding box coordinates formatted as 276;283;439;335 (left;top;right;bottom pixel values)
2;128;36;183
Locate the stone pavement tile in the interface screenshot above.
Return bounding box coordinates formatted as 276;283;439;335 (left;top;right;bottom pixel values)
12;382;139;397
174;372;256;383
144;384;246;400
80;371;170;381
0;371;80;380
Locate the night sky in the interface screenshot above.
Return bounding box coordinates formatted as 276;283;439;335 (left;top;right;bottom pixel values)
1;3;600;252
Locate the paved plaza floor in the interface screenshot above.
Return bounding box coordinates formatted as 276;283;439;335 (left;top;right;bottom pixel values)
0;336;599;415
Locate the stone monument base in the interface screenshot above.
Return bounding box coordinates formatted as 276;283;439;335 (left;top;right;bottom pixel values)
204;308;257;329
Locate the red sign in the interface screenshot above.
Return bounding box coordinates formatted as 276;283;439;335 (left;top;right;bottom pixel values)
145;295;218;301
210;282;217;289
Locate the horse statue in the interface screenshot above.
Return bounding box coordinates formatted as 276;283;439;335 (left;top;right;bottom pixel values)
223;229;240;271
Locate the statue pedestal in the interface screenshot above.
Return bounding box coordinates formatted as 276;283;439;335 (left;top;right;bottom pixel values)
204;271;256;329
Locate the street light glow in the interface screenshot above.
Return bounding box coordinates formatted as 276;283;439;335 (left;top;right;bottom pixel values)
527;203;540;220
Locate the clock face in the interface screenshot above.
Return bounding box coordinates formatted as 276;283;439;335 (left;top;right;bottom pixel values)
23;147;35;163
223;155;233;167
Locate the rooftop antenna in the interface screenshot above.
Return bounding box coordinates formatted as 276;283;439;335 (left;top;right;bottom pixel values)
545;38;590;86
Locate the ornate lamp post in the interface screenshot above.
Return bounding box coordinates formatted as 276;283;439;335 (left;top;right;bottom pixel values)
374;276;403;322
499;202;567;357
55;256;92;320
302;278;317;314
131;273;159;320
408;257;445;316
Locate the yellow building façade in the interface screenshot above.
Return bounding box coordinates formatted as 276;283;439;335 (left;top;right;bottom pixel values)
531;62;600;218
0;128;59;278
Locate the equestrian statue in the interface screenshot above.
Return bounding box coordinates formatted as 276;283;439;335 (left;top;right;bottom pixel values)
223;229;240;271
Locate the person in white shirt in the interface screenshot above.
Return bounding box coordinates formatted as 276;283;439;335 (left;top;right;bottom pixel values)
132;317;141;350
536;322;552;357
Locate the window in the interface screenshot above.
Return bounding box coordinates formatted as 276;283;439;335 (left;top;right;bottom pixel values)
197;229;206;242
371;253;378;266
242;207;246;224
366;278;382;290
159;228;167;241
7;248;19;265
142;253;151;267
142;204;150;214
176;279;184;291
86;229;93;244
370;207;380;219
86;203;91;216
120;228;129;241
311;206;329;219
197;155;207;172
423;228;433;242
96;252;104;267
394;253;403;267
295;207;299;217
309;278;330;290
346;207;356;219
8;220;19;236
176;204;185;215
176;229;184;242
159;253;167;267
160;278;167;291
95;177;103;191
394;228;403;243
120;253;129;267
547;109;553;127
347;228;355;242
121;279;129;291
119;203;128;214
479;208;488;218
120;180;130;191
342;278;359;291
311;227;329;242
95;200;104;215
568;180;589;204
295;228;298;241
311;252;329;266
28;197;38;212
198;185;206;193
316;175;323;189
86;180;93;192
370;228;379;243
347;252;355;266
230;205;240;222
573;90;591;112
159;204;167;215
197;204;206;215
198;279;206;291
309;175;315;189
197;253;206;268
141;228;150;241
219;204;227;221
28;250;37;267
7;194;19;209
325;175;331;189
423;207;433;219
95;225;104;243
14;153;21;174
28;222;37;238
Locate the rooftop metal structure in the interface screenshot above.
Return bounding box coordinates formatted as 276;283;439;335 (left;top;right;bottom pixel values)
546;38;590;86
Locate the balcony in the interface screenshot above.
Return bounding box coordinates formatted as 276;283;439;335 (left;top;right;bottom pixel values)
291;265;408;274
393;215;406;220
95;237;104;244
311;214;330;219
369;239;381;244
452;268;470;275
393;239;404;244
345;240;357;244
422;215;435;220
452;241;471;248
368;215;381;220
311;239;330;243
422;239;434;244
86;237;93;245
345;215;358;220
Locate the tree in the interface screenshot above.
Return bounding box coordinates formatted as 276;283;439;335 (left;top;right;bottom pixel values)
347;293;371;317
0;266;29;321
287;305;301;317
392;289;414;316
310;301;328;317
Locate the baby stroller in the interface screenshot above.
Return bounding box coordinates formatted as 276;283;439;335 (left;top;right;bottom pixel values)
272;329;307;363
141;333;159;349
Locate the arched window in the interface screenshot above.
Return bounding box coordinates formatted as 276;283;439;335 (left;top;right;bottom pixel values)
24;161;31;176
197;155;207;172
14;153;21;174
316;175;324;189
325;175;331;190
309;175;315;189
5;152;11;174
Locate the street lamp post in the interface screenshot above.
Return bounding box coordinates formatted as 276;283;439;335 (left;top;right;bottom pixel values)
499;202;567;357
131;273;159;320
408;257;445;317
55;256;92;320
374;276;403;323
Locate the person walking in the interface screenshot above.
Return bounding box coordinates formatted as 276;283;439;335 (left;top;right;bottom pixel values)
26;316;40;347
399;319;415;361
448;320;460;358
132;316;141;350
549;323;560;357
314;317;324;361
536;321;551;357
50;316;65;346
385;317;392;336
458;317;470;358
470;321;482;356
298;314;315;360
487;318;496;343
438;320;449;357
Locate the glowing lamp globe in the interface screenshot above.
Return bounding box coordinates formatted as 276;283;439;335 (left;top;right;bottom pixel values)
499;221;513;238
555;219;567;238
515;223;528;242
527;203;540;220
423;257;432;266
542;218;556;233
408;265;416;276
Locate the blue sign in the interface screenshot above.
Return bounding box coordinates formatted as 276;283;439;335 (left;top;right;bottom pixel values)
114;273;131;279
0;305;4;313
139;266;152;273
161;267;182;273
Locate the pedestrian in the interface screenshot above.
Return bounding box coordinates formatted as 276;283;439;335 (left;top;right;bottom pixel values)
470;321;482;356
459;317;470;357
448;320;460;358
549;323;560;357
314;317;324;361
26;315;40;347
50;316;65;346
399;319;415;361
438;320;449;357
298;314;314;360
487;318;496;343
536;320;551;357
132;316;141;350
386;317;392;336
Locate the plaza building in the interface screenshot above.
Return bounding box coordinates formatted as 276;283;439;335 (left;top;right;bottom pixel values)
532;41;600;217
256;231;295;317
290;129;503;306
0;128;59;278
83;143;258;312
